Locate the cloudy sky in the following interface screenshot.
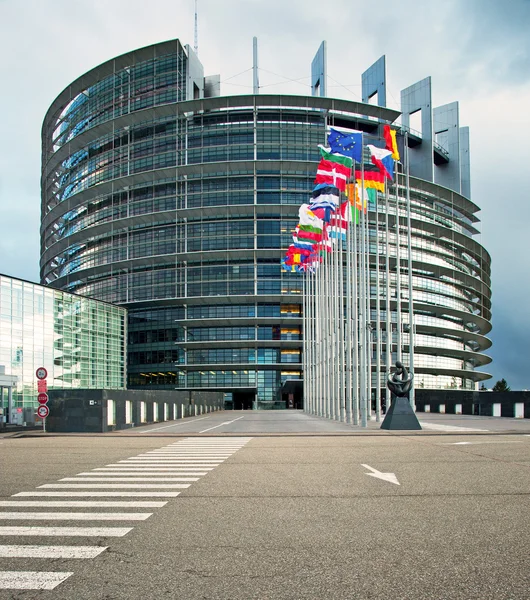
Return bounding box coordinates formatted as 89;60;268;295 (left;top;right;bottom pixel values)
0;0;528;388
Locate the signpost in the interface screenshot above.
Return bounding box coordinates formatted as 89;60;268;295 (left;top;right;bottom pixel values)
36;367;48;432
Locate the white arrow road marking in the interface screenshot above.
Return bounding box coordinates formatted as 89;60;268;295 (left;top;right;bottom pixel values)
199;416;244;433
361;464;400;486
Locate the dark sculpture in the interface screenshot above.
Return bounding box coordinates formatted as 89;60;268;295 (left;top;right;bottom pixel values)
387;361;413;398
380;361;422;430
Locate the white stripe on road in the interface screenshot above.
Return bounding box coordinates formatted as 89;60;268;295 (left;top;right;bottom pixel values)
0;527;132;537
134;454;231;458
59;477;199;482
119;459;225;462
77;472;208;476
117;462;223;466
13;492;181;497
0;512;152;521
101;465;214;470
0;501;166;508
142;451;233;454
0;545;107;558
169;443;251;447
130;452;228;461
199;416;245;433
0;571;73;590
38;484;191;489
419;422;490;432
137;417;210;433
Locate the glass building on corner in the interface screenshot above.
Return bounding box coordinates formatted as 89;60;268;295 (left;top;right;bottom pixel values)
40;39;492;409
0;274;126;423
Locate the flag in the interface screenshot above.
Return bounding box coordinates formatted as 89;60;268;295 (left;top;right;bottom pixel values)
367;145;394;181
295;226;323;243
346;183;367;213
319;145;353;169
310;184;340;211
344;187;362;224
298;204;324;231
281;257;297;272
309;205;333;224
328;211;348;242
314;159;351;191
354;170;385;193
291;239;315;251
328;128;363;162
383;125;400;161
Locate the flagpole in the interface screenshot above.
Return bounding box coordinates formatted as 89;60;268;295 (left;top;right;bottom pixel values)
405;131;415;408
351;180;362;425
359;149;368;428
365;181;372;421
385;183;392;413
375;187;382;422
345;194;353;425
324;250;332;419
337;214;345;421
395;163;403;364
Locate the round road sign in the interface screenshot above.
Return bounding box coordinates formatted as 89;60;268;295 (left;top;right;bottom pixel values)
36;367;48;380
37;393;49;405
37;405;49;419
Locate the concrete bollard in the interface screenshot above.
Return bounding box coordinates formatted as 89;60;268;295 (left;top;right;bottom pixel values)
425;405;430;413
455;403;462;415
439;404;445;414
492;403;501;417
514;403;524;418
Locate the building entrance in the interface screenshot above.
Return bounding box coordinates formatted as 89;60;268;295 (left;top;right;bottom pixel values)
233;391;255;410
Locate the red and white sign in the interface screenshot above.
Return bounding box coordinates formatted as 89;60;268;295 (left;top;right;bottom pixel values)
37;380;48;393
37;405;49;419
37;393;49;405
36;367;48;380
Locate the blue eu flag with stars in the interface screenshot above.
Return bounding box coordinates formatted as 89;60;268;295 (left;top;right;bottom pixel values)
328;128;363;162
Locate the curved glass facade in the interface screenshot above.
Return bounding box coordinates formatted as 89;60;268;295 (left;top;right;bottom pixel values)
41;40;491;408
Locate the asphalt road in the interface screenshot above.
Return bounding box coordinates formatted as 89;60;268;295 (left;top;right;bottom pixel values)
1;413;529;599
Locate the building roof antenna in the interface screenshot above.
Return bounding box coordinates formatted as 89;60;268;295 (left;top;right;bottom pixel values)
194;0;199;56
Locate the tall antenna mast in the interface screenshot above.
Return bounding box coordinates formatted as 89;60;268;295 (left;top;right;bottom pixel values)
194;0;199;56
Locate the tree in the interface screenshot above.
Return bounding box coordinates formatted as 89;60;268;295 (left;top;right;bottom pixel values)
492;378;511;392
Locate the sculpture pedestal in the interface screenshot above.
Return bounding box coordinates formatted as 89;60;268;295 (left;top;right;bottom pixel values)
380;396;422;430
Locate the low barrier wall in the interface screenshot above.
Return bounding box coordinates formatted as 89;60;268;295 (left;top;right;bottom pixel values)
46;389;224;432
414;390;530;419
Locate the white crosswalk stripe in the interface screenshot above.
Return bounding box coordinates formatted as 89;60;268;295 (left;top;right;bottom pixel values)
37;483;192;489
76;471;209;476
0;512;152;521
0;436;252;590
0;571;73;590
0;527;132;537
59;477;200;482
0;545;107;558
0;501;166;508
13;491;182;497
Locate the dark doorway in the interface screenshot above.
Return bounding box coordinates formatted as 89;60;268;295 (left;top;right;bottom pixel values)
233;391;255;410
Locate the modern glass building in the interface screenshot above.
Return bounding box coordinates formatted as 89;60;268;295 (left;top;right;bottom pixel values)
0;274;126;423
40;40;491;409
